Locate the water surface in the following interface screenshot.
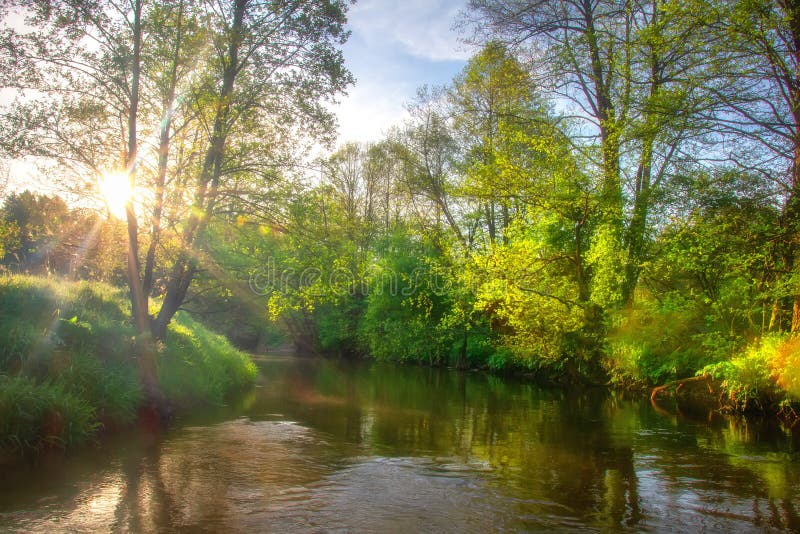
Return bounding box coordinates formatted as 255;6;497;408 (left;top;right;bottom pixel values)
1;355;799;532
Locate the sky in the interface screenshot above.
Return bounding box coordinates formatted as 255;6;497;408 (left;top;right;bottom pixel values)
332;0;472;144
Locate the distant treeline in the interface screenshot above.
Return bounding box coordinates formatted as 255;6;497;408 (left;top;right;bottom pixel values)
0;190;127;282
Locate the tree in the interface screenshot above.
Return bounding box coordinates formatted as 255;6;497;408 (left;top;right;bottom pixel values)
461;0;711;305
0;0;353;346
148;0;353;341
1;1;352;401
450;41;550;244
0;190;128;281
663;0;800;332
394;89;466;246
1;191;69;273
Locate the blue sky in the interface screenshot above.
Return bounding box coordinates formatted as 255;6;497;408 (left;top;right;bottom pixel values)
333;0;471;143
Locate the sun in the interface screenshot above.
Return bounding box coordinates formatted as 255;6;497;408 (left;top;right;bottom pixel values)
98;171;133;219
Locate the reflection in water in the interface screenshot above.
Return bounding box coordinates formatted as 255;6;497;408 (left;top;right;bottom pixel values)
0;355;798;532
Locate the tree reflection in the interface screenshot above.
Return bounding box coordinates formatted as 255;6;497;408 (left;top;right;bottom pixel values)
1;356;798;532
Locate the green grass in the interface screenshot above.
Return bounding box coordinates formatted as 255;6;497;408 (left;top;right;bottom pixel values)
0;275;257;458
159;311;257;407
0;375;98;452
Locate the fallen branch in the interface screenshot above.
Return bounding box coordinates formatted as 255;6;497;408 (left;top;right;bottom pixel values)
777;403;800;426
650;374;714;403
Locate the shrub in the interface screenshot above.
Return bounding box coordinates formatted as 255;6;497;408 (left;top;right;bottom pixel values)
773;337;800;400
700;335;792;412
605;292;735;387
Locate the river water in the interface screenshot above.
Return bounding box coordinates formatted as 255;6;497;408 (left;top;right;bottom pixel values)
1;355;799;532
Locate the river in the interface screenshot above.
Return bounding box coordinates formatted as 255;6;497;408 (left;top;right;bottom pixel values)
1;355;799;532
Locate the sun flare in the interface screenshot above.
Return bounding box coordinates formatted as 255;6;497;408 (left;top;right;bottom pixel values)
98;171;133;220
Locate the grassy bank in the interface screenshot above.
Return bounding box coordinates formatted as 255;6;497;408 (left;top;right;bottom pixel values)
0;275;256;458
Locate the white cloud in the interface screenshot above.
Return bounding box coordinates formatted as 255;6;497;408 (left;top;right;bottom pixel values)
349;0;471;62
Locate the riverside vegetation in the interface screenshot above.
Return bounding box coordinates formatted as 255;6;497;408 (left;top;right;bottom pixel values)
1;0;800;458
0;275;256;457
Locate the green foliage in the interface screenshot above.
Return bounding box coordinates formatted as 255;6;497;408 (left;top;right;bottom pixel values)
587;223;626;309
470;220;588;372
359;232;457;365
453;41;552;207
0;190;128;283
314;299;365;356
188;218;289;352
597;172;782;392
695;335;800;414
0;219;18;259
772;337;800;401
0;276;134;374
700;336;786;412
605;293;735;386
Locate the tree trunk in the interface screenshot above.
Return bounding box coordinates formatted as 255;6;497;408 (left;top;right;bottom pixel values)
575;218;590;303
485;202;496;243
123;0;160;399
125;0;148;335
151;259;195;341
787;182;800;333
149;0;245;342
623;138;654;304
456;328;469;370
144;1;184;298
786;0;800;333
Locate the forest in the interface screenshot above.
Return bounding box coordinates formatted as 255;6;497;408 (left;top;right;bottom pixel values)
1;0;800;458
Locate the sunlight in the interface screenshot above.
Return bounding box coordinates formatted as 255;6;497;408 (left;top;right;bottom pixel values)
98;170;132;219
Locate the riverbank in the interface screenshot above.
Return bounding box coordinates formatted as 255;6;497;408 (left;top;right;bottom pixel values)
0;275;256;459
346;337;800;423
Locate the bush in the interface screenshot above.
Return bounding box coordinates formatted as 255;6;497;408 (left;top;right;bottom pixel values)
605;292;735;387
773;337;800;400
701;335;798;413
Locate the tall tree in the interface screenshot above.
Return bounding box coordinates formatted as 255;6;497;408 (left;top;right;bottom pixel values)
395;89;466;246
1;0;353;343
150;0;352;339
665;0;800;332
461;0;708;305
450;41;552;244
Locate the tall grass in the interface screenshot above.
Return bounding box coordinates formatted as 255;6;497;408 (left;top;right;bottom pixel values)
158;311;257;407
0;376;98;452
0;275;257;458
